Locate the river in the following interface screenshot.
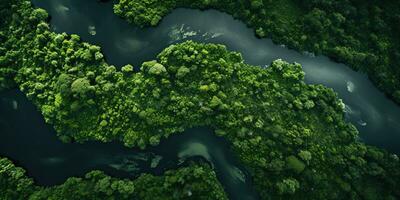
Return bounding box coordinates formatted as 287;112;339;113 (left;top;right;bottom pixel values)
1;0;400;199
0;90;256;199
30;0;400;153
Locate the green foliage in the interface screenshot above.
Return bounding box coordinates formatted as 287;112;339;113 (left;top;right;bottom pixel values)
113;0;400;104
121;64;134;74
114;0;175;27
176;66;190;78
30;8;48;22
298;150;312;162
56;74;73;95
286;155;305;173
148;63;167;76
71;78;94;98
0;157;227;200
0;158;36;200
1;1;400;199
276;178;300;195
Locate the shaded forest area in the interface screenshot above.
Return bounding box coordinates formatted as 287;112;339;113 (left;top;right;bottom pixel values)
1;158;227;200
1;0;400;199
114;0;400;103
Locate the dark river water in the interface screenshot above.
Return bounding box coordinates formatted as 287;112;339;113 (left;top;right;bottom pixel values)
1;0;400;199
0;91;256;199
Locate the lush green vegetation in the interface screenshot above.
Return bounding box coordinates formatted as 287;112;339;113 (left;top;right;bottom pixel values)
0;0;18;91
114;0;400;103
0;157;227;200
1;0;400;199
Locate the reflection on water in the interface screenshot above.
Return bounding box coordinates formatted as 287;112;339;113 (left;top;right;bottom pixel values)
31;0;399;153
0;90;257;200
2;0;400;198
178;142;212;161
346;81;355;93
169;128;256;200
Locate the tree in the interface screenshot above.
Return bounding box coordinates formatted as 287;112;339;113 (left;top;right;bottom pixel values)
122;64;134;74
250;0;263;9
276;178;300;194
209;96;222;108
56;73;73;95
144;61;167;76
71;78;93;98
298;150;312;162
176;66;190;78
30;8;48;22
286;155;305;173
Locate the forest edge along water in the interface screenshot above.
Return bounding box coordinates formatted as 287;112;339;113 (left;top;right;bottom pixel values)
30;0;400;153
1;0;400;199
0;90;258;200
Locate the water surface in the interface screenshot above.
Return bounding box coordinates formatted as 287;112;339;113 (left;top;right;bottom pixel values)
30;0;399;153
0;90;256;199
2;0;400;199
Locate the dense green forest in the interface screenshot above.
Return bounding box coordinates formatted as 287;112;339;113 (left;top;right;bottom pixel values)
0;158;227;200
114;0;400;104
1;0;400;199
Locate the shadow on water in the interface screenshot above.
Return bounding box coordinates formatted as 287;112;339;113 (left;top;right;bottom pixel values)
2;0;400;199
0;90;258;200
31;0;400;153
0;90;256;199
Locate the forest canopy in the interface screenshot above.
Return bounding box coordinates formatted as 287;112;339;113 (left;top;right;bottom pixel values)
114;0;400;104
0;0;400;199
0;158;227;200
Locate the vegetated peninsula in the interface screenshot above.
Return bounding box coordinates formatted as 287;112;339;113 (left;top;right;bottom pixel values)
114;0;400;104
0;0;400;200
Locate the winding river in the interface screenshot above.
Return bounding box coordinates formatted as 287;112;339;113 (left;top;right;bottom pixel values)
1;0;400;199
0;90;256;199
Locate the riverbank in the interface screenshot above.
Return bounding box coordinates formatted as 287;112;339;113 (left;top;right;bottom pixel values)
1;0;400;199
113;0;400;104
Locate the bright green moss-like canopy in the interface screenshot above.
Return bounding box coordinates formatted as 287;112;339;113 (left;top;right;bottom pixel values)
0;1;399;199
